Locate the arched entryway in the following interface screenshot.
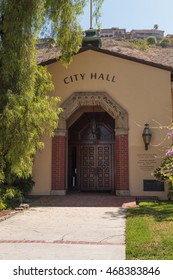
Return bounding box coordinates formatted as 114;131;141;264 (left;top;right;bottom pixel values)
51;92;129;196
68;110;115;192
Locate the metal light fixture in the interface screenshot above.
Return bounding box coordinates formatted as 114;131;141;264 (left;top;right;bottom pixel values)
142;123;152;150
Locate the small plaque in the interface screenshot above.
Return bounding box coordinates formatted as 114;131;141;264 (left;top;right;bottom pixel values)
143;180;164;192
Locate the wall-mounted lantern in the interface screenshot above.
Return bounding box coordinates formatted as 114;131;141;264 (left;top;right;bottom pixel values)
142;123;152;150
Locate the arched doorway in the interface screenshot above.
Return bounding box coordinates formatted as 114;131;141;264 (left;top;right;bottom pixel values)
51;92;129;196
68;111;115;192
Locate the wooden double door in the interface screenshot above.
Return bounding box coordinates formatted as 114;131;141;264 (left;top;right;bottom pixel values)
68;112;115;192
80;144;113;191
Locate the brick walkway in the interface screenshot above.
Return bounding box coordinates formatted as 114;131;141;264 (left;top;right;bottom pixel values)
0;240;124;245
28;192;136;208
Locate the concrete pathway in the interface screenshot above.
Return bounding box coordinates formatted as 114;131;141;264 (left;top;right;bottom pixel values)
0;194;136;260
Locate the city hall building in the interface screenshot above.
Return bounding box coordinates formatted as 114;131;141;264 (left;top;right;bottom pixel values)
32;43;173;200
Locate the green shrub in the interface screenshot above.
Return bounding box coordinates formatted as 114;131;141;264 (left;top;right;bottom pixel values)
130;39;148;50
0;176;34;210
13;176;35;195
160;38;170;48
0;186;23;209
0;198;6;210
147;36;157;45
167;184;173;200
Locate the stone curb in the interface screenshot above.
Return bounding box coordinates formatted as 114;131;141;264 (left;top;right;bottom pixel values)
0;204;29;223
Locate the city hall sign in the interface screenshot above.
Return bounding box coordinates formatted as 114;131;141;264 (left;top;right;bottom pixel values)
64;72;116;84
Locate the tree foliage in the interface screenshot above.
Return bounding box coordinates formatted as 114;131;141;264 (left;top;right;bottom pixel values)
0;0;104;185
92;0;104;28
153;24;159;30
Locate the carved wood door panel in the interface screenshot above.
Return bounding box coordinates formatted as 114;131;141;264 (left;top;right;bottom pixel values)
80;144;113;191
80;145;95;190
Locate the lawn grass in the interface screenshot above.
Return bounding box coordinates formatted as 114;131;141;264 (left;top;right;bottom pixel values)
126;201;173;260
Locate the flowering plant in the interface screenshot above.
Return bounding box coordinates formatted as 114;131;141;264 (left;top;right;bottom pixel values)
154;127;173;199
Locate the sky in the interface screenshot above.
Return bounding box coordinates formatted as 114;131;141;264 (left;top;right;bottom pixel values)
79;0;173;36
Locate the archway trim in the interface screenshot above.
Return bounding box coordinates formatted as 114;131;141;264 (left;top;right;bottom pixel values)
59;92;128;131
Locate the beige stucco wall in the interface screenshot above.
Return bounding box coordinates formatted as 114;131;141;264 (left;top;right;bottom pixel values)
32;50;172;198
32;134;52;195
